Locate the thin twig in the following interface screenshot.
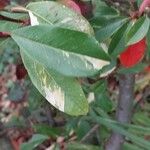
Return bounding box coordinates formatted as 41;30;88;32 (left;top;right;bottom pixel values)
105;74;135;150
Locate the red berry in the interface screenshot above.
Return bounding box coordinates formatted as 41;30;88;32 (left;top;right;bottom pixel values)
0;0;10;10
119;38;146;68
75;0;93;18
0;32;10;37
16;64;27;80
139;0;150;15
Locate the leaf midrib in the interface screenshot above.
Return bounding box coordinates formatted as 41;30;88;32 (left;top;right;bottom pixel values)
12;33;105;60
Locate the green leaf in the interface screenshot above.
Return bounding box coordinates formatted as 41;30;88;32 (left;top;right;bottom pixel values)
133;112;150;127
91;16;125;32
95;18;128;42
95;94;113;112
146;29;150;57
118;63;147;74
26;1;94;35
12;25;110;77
76;120;91;140
127;16;150;45
136;0;143;7
33;124;61;138
20;50;89;116
21;134;49;150
108;22;129;57
0;11;28;20
94;81;112;112
95;5;118;17
93;116;150;150
94;107;150;135
0;38;9;53
123;142;144;150
0;20;22;32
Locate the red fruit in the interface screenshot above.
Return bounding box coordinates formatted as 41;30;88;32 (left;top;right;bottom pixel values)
75;0;93;18
0;0;10;10
59;0;81;14
139;0;150;15
16;64;27;80
119;38;146;68
0;32;10;37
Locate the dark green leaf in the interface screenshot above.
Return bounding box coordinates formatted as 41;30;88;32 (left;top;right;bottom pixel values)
21;134;49;150
108;22;129;57
95;18;128;42
95;5;118;17
94;81;113;112
76;120;91;140
33;124;61;138
146;29;150;57
127;16;150;45
90;16;123;29
93;116;150;150
94;107;150;135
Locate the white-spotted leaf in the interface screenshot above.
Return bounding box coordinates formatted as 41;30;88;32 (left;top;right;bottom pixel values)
21;50;89;116
12;25;110;77
27;1;94;35
11;1;111;116
127;16;150;45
